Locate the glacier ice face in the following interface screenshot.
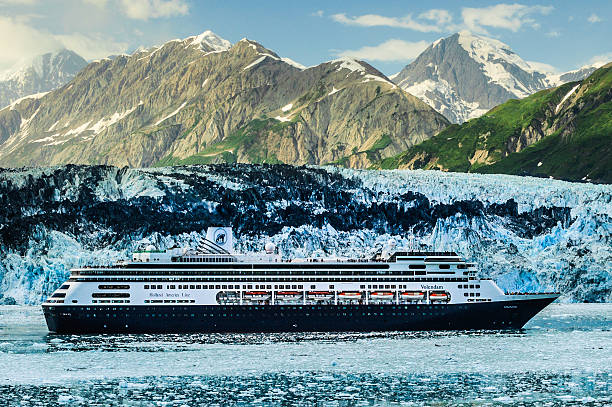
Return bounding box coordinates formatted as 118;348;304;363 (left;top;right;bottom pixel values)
0;164;610;304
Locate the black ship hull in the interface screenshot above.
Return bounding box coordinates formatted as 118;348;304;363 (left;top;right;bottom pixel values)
42;296;557;334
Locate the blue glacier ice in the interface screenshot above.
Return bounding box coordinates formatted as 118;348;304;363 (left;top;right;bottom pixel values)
0;165;610;304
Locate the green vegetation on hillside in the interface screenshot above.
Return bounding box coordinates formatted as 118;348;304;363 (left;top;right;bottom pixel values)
376;63;612;183
154;117;297;166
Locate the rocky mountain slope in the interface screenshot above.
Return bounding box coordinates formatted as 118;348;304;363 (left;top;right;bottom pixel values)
377;63;612;183
0;31;448;169
0;49;87;109
393;31;596;123
0;165;609;304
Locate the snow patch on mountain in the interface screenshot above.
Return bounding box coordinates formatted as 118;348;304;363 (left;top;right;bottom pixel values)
281;57;306;70
154;102;187;126
404;78;487;122
332;57;369;74
89;101;143;135
555;84;580;113
243;56;267;71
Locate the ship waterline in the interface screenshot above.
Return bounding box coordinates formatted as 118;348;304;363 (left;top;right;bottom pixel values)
42;227;559;333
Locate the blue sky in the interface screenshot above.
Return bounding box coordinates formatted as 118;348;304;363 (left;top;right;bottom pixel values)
0;0;610;75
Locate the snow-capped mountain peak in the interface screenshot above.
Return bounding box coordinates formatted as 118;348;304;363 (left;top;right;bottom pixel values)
455;30;543;98
392;32;599;123
0;49;87;109
188;30;231;52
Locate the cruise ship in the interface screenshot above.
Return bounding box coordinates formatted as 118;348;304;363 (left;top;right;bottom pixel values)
42;227;559;333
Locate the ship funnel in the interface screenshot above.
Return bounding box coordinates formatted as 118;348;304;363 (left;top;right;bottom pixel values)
201;226;234;254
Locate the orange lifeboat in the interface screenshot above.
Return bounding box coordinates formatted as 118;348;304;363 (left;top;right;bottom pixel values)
337;291;362;300
429;291;450;301
370;291;394;300
400;291;425;300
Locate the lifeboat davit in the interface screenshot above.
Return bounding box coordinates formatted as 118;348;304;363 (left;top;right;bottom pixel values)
400;291;425;300
243;291;271;300
429;291;450;301
370;291;394;300
337;291;362;300
307;291;333;300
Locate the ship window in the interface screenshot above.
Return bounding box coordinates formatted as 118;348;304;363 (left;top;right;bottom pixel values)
439;264;450;269
464;293;468;297
310;285;315;289
222;285;227;289
385;285;390;289
476;293;481;297
216;285;221;289
409;264;426;269
476;285;480;288
196;285;201;289
60;284;70;290
360;285;365;289
51;293;66;298
144;285;149;289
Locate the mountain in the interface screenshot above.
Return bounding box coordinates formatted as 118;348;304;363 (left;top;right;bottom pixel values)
376;63;612;183
0;49;87;109
0;165;609;304
392;31;595;123
0;31;449;169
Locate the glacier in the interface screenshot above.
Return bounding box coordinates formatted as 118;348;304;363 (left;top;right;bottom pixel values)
0;164;610;304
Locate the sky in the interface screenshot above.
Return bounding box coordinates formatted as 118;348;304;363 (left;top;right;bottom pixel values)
0;0;610;76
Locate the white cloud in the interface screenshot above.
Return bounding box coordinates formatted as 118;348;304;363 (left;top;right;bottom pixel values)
462;4;553;34
0;16;127;71
546;30;560;37
335;39;430;62
587;14;602;23
0;0;39;5
526;60;557;73
82;0;108;7
331;10;451;32
119;0;189;20
311;10;323;17
55;32;128;60
589;52;612;66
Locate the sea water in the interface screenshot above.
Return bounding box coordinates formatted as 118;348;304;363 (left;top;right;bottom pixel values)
0;304;609;406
